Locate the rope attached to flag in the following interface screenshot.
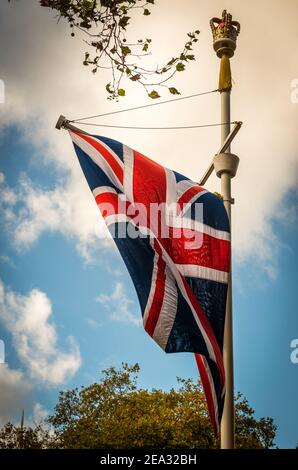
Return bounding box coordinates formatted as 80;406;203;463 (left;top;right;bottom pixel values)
70;89;219;123
69;121;238;130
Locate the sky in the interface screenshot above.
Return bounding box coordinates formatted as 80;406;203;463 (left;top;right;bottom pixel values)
0;0;297;448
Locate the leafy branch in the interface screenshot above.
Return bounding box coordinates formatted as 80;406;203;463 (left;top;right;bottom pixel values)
39;0;200;99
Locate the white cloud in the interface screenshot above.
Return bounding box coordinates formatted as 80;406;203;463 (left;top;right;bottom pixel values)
0;172;111;263
96;282;141;326
0;280;81;385
0;254;15;268
87;318;103;329
98;354;121;372
32;402;49;425
0;0;297;277
0;368;51;428
0;366;33;426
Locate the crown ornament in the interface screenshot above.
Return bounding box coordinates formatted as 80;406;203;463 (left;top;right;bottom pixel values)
210;10;240;58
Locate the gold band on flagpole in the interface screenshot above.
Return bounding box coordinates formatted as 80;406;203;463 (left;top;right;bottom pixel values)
219;54;232;92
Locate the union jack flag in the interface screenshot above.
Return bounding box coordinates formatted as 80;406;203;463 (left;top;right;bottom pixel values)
69;129;230;434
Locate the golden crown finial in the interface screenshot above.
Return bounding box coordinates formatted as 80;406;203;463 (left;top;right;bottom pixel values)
210;10;240;58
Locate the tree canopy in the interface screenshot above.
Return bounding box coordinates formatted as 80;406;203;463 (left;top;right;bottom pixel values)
0;422;53;449
0;363;277;449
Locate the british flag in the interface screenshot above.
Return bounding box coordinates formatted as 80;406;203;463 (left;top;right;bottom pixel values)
69;129;230;434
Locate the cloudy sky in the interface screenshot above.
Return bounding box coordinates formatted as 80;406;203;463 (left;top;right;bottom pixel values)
0;0;297;447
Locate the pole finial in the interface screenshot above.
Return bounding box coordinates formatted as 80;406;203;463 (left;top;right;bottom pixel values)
210;10;240;59
210;11;240;92
55;115;67;130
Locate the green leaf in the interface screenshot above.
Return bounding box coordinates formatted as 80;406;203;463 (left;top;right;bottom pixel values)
186;54;195;60
117;89;126;97
148;90;160;99
106;83;113;94
169;87;180;95
91;41;103;51
80;20;91;29
176;62;185;72
142;43;149;52
143;9;151;16
119;16;130;29
121;46;131;56
147;0;155;3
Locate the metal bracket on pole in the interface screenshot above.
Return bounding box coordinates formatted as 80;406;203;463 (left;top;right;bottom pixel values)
55;115;88;134
198;121;242;186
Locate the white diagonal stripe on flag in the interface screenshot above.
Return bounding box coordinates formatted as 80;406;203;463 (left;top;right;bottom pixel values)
123;145;134;204
176;264;229;283
152;267;178;350
70;131;123;191
91;135;124;168
143;252;159;328
92;186;118;198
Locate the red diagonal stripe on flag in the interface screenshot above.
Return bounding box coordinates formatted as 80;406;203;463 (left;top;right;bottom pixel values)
74;131;124;185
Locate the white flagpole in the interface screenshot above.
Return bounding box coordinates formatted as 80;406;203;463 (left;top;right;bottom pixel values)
219;89;235;449
210;10;240;449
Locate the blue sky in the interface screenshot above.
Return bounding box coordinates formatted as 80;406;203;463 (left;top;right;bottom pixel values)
0;0;297;449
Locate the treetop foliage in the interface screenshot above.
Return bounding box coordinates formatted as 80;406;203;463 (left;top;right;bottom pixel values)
38;0;200;99
0;363;277;449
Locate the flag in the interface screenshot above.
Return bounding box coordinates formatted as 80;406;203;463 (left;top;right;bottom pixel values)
69;129;230;434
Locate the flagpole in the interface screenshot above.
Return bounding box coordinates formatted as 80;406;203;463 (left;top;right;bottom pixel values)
220;91;234;449
210;10;240;449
